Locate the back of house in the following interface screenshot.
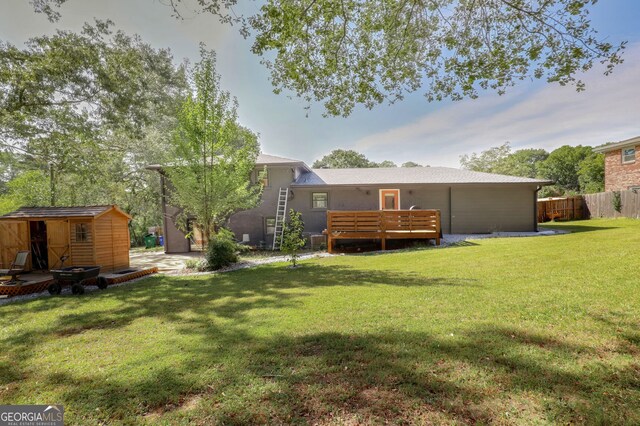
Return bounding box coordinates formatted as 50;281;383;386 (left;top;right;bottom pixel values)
150;154;551;253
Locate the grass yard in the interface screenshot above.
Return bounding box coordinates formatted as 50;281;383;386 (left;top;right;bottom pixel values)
1;219;639;425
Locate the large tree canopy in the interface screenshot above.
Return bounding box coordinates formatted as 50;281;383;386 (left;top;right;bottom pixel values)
0;21;188;242
31;0;626;117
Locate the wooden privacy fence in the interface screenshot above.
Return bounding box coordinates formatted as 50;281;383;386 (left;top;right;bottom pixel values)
537;196;583;222
325;210;441;253
582;190;640;219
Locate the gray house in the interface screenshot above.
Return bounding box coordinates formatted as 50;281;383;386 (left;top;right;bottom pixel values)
151;154;551;253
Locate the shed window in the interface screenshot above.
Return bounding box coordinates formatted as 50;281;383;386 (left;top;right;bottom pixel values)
622;148;636;164
265;218;276;235
75;223;90;242
312;192;328;209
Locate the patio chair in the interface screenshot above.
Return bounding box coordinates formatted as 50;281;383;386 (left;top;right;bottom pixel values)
0;251;30;283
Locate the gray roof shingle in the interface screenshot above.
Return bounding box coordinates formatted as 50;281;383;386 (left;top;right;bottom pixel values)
256;154;304;165
293;167;552;186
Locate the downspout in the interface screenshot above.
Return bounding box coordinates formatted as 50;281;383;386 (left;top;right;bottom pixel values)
448;186;452;234
534;185;542;232
160;172;169;253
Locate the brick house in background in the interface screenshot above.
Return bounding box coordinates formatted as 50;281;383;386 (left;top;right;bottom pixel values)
594;135;640;192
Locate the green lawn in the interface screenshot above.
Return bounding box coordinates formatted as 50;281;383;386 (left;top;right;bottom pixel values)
1;219;639;425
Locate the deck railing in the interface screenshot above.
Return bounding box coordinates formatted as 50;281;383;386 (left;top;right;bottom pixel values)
326;210;441;252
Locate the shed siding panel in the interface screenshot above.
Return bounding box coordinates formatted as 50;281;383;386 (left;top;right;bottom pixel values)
0;221;29;270
95;215;114;272
69;219;95;265
451;186;536;233
111;214;130;270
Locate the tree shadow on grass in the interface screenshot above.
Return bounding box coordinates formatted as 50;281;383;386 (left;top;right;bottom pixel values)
2;264;639;424
539;223;618;233
19;323;640;425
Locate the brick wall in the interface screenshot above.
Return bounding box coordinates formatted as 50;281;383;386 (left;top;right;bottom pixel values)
604;145;640;191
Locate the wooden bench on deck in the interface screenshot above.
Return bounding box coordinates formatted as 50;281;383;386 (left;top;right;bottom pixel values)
325;210;441;253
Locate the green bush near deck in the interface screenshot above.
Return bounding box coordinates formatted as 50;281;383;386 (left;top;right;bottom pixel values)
1;219;639;425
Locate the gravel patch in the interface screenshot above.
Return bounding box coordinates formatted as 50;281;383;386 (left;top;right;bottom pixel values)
441;228;568;246
172;251;335;276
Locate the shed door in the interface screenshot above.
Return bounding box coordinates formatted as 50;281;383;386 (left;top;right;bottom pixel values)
0;221;29;270
46;220;70;269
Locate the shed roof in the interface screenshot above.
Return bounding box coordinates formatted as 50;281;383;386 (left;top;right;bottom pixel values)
0;205;132;220
293;167;552;186
593;135;640;153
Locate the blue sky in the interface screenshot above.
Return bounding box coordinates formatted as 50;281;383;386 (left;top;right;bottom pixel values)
1;0;639;167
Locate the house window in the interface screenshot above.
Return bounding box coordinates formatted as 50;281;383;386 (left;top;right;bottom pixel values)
622;148;636;164
265;218;276;235
312;192;328;209
75;223;89;242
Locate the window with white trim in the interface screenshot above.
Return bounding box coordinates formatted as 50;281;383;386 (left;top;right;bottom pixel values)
312;192;328;209
265;218;276;235
622;148;636;164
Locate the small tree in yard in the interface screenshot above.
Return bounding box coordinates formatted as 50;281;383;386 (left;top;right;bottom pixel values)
280;209;306;268
165;48;262;245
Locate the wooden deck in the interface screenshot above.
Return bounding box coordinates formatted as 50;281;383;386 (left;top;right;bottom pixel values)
326;210;441;253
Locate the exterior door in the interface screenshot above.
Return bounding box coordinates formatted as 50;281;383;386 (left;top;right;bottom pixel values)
0;221;30;270
379;189;400;210
46;220;70;269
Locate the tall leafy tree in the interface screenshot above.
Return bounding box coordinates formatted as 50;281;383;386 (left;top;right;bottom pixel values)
460;143;548;178
537;145;594;192
376;160;397;168
312;149;376;168
32;0;625;117
577;153;605;194
165;49;262;244
460;142;513;173
0;21;188;241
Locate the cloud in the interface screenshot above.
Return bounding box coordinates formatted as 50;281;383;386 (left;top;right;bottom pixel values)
355;43;640;167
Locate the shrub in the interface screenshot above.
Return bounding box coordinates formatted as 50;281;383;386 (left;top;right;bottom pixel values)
280;209;306;267
206;228;239;270
612;191;622;213
184;258;207;272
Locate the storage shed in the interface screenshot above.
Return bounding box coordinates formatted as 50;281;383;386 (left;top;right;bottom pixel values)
0;205;131;273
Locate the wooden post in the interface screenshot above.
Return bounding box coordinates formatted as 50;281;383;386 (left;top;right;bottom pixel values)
381;238;386;251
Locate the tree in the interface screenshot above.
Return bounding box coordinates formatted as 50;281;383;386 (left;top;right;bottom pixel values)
460;143;549;178
312;149;376;168
32;1;625;117
498;148;549;178
460;142;512;173
376;160;397;168
279;209;306;267
0;170;50;215
402;162;423;168
537;145;594;193
165;48;262;245
0;21;188;243
577;153;605;194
